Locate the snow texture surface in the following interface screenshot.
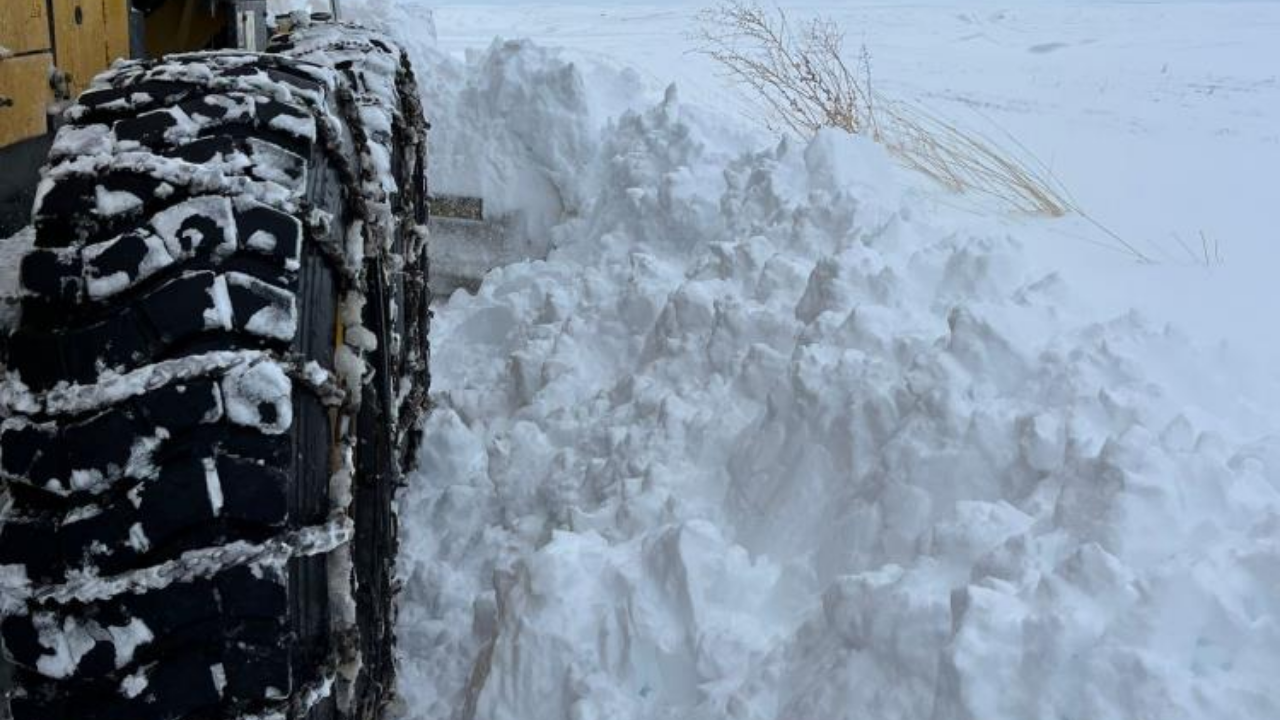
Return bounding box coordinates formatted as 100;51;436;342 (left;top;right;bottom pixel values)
0;1;1275;719
357;2;1280;720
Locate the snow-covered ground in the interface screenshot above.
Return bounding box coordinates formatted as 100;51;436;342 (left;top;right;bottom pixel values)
344;1;1280;720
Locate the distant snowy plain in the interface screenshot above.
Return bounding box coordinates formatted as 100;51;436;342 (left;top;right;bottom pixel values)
288;1;1280;719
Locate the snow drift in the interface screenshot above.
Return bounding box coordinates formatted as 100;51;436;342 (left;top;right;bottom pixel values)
392;34;1280;720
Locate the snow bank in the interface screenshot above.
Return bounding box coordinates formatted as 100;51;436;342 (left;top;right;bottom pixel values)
395;38;1280;720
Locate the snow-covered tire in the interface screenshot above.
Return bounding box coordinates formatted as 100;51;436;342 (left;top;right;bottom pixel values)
0;21;429;720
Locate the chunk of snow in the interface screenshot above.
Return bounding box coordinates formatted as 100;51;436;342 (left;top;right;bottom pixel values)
205;274;234;330
93;186;143;217
0;226;33;332
34;614;98;679
203;458;224;516
268;111;316;140
106;617;154;667
210;663;227;695
246;229;277;252
127;523;151;553
220;360;293;434
119;668;149;699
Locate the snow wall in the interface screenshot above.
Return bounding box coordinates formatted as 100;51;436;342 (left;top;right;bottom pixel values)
299;4;1280;720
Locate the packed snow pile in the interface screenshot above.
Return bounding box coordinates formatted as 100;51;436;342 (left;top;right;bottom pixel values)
392;31;1280;720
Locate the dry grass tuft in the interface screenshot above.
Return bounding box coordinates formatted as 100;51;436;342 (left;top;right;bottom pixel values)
696;2;878;138
696;1;1086;223
877;100;1071;217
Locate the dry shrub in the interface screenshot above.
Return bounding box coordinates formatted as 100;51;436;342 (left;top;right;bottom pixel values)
696;2;878;138
696;1;1081;221
877;100;1072;217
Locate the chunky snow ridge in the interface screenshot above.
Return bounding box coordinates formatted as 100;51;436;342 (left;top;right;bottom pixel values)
392;36;1279;720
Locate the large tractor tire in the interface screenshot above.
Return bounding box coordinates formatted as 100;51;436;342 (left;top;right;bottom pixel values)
0;20;430;720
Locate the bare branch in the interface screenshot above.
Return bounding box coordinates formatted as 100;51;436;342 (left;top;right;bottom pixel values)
694;1;872;136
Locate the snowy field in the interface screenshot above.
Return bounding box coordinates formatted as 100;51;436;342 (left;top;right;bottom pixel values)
342;1;1280;720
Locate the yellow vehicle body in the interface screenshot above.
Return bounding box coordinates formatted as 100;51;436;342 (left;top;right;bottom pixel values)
0;0;131;147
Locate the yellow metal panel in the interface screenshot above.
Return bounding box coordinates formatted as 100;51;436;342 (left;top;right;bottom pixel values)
52;0;106;95
0;53;54;146
104;0;131;69
51;0;130;97
0;0;53;56
144;0;228;59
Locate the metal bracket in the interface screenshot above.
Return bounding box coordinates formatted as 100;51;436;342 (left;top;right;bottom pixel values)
430;194;485;222
229;0;268;51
